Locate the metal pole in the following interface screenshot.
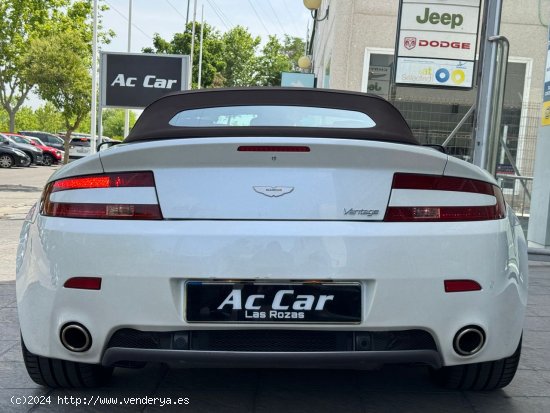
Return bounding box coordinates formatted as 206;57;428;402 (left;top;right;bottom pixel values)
186;0;190;27
98;52;104;149
190;0;197;87
442;105;475;148
90;0;98;155
198;5;204;89
472;0;504;169
123;0;132;139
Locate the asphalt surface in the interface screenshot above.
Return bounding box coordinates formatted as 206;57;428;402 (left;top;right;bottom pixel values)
1;166;550;412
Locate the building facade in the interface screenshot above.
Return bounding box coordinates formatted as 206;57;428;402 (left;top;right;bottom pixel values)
309;0;550;183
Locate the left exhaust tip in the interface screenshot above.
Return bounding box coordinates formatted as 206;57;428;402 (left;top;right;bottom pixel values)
60;323;92;352
453;326;485;356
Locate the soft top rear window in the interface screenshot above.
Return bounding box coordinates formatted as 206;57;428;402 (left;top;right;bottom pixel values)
168;105;376;129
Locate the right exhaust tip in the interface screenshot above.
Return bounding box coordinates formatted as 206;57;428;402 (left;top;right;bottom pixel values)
454;326;485;356
60;323;92;352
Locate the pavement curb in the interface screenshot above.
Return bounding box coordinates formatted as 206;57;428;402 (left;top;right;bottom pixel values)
528;247;550;262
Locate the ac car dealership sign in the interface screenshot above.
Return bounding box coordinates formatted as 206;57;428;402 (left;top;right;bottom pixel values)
101;52;190;109
395;0;481;89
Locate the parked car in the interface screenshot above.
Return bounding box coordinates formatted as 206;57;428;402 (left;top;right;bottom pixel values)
0;144;31;168
0;133;43;165
68;135;111;161
68;136;92;161
3;133;62;166
17;88;528;390
19;131;65;151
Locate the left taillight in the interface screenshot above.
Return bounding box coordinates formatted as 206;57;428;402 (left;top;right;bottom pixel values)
41;171;163;220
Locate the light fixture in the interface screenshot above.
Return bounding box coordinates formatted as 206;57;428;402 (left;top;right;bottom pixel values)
303;0;329;22
298;55;312;70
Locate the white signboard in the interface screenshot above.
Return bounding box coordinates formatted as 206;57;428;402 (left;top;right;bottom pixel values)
395;0;481;89
395;58;475;88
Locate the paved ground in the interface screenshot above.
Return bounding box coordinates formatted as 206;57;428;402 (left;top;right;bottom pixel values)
0;165;58;282
1;166;550;412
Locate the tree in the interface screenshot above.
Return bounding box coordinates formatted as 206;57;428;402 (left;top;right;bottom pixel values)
0;0;67;132
144;22;226;88
256;36;292;86
102;109;137;140
24;30;92;164
144;26;304;88
282;35;306;73
35;102;64;132
221;26;261;87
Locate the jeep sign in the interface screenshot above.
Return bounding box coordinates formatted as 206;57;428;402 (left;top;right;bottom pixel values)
101;52;190;109
394;0;481;89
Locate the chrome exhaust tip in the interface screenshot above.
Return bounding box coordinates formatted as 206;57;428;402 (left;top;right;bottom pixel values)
453;326;485;356
60;323;92;352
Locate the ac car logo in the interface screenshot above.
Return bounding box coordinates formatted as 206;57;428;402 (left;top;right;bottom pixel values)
110;74;178;89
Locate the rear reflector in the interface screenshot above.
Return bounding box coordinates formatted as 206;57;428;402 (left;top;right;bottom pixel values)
238;146;310;152
385;173;506;222
64;277;102;290
444;280;482;293
42;171;163;220
43;203;162;219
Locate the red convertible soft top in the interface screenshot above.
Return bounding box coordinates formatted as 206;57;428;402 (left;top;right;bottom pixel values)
125;87;419;145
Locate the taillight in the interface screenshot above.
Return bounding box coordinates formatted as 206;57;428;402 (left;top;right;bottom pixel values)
384;173;506;222
41;171;162;220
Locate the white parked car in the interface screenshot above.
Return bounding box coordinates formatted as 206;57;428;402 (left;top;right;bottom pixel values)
16;88;528;389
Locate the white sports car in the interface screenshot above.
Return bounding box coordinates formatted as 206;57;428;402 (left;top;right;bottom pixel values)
16;88;528;389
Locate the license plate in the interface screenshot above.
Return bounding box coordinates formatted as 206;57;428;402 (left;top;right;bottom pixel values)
185;281;362;323
77;148;87;153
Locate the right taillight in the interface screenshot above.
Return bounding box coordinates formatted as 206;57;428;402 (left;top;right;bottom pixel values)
41;171;163;220
384;173;506;222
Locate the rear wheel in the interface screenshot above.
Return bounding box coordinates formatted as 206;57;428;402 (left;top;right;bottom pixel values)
42;153;54;166
433;337;521;390
0;154;14;168
23;152;33;166
21;337;113;388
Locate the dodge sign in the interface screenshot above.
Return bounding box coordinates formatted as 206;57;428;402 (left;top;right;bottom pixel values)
101;52;190;109
395;0;481;89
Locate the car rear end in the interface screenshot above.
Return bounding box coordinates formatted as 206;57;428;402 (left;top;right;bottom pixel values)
68;137;92;161
17;136;527;370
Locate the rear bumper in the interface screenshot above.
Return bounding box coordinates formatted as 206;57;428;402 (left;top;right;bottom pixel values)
102;348;442;369
16;217;528;368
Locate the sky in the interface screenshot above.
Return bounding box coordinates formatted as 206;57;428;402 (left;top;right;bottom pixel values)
27;0;312;109
102;0;312;52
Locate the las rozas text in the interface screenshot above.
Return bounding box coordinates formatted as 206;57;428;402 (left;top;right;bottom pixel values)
245;310;305;320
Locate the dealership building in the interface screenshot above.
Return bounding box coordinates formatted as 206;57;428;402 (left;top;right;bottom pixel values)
308;0;549;182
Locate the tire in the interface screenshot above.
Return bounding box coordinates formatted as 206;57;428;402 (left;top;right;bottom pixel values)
21;336;113;388
432;337;522;391
42;153;54;166
0;154;14;168
23;152;33;167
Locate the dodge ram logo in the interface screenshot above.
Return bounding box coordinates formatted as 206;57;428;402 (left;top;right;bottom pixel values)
404;37;417;50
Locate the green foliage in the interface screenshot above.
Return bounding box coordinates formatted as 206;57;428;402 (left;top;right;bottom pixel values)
221;26;261;87
144;26;305;88
144;22;226;88
24;29;91;163
102;109;137;140
0;0;68;131
0;0;111;133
